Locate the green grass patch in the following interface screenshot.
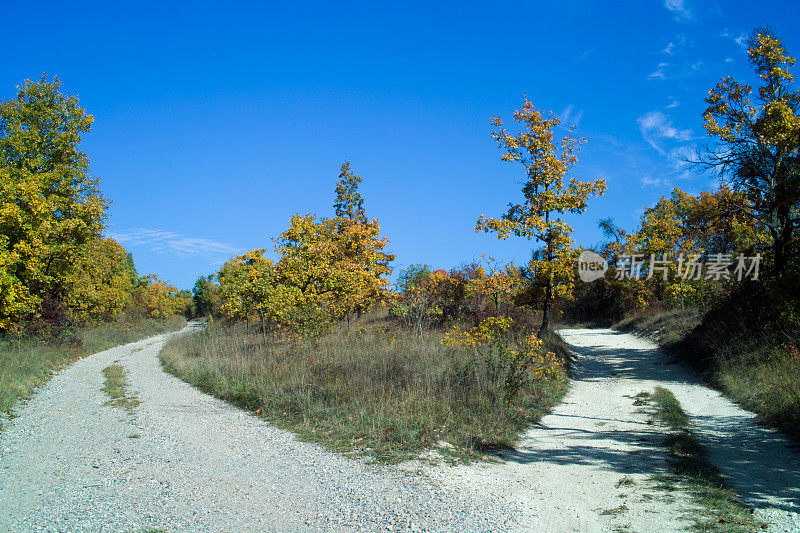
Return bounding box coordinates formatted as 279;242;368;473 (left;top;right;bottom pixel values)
651;386;690;429
0;316;185;424
101;363;140;412
160;312;569;463
644;387;763;532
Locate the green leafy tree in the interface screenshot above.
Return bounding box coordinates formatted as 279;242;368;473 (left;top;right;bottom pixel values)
333;161;367;222
0;75;107;329
192;275;220;317
395;264;431;292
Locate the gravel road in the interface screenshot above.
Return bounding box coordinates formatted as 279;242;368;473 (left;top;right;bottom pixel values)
0;325;518;532
422;328;800;532
1;325;798;532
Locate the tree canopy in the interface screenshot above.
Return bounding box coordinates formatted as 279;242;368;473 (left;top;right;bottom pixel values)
476;96;606;336
701;30;800;277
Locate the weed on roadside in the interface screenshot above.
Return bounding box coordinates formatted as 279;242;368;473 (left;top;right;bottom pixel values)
160;314;570;463
101;363;140;413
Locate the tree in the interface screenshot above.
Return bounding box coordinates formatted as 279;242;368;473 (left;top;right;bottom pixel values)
0;75;107;329
217;250;294;332
215;165;393;335
465;258;522;319
700;29;800;277
176;290;194;319
598;217;627;262
333;161;367;222
681;186;767;255
275;214;393;326
217;253;253;322
132;275;183;319
63;237;136;323
192;275;220;317
476;96;606;336
390;266;444;336
627;189;703;307
395;264;431;292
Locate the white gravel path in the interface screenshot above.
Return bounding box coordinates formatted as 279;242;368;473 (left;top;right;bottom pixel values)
1;325;798;532
0;325;519;532
420;328;800;532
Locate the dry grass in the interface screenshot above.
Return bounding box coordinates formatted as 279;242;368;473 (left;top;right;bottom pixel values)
614;308;703;350
0;316;186;423
160;311;569;462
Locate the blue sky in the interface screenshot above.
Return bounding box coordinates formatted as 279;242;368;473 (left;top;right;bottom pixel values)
2;0;798;289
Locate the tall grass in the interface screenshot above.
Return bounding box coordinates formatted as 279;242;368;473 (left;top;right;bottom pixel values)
0;316;186;421
160;312;569;462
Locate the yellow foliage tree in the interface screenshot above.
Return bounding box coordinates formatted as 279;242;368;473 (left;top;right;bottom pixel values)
391;268;449;336
133;275;184;319
275;214;393;326
476;96;606;336
626;186;768;307
218;249;298;334
465;258;523;318
701;30;800;277
63;237;136;323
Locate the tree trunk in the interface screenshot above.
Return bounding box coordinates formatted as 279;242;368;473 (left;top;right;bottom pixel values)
259;309;267;340
538;211;553;339
774;224;791;279
538;281;551;338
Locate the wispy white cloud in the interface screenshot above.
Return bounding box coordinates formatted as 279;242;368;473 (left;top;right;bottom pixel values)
666;98;680;108
669;145;699;172
649;62;669;80
720;29;748;49
663;0;691;20
648;59;702;81
662;42;675;55
724;57;734;63
558;104;583;128
641;176;671;188
109;228;241;259
637;111;692;154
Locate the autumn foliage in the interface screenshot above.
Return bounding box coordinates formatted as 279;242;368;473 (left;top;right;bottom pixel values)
476;96;606;336
0;76;187;333
216;162;394;334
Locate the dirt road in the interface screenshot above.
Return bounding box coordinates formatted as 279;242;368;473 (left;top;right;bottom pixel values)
424;328;800;532
0;326;516;532
1;326;798;532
